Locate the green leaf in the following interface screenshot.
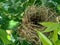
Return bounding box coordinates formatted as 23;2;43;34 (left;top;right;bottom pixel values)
40;22;60;32
8;20;19;29
57;5;60;11
44;27;54;32
36;30;53;45
40;22;58;27
0;29;11;44
55;40;60;45
52;30;58;44
7;35;11;41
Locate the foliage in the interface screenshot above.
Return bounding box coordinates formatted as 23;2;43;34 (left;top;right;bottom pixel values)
36;30;53;45
36;22;60;45
0;0;60;45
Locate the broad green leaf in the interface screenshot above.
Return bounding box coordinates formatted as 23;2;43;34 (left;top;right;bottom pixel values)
40;22;60;32
43;26;60;32
8;20;19;29
40;22;58;27
52;30;58;44
0;29;11;44
36;30;53;45
43;27;54;32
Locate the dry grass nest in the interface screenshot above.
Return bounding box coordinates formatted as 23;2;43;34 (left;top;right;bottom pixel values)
17;5;58;45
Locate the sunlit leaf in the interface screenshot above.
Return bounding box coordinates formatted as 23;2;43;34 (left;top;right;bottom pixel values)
7;35;11;41
8;20;19;29
52;30;58;44
40;22;58;27
0;29;11;44
36;30;53;45
40;22;60;32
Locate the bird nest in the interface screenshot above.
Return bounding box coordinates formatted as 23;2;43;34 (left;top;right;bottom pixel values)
17;5;57;45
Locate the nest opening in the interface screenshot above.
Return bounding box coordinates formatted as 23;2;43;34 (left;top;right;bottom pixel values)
30;12;41;25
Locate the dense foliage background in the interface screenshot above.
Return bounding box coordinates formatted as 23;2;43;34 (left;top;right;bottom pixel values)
0;0;60;45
